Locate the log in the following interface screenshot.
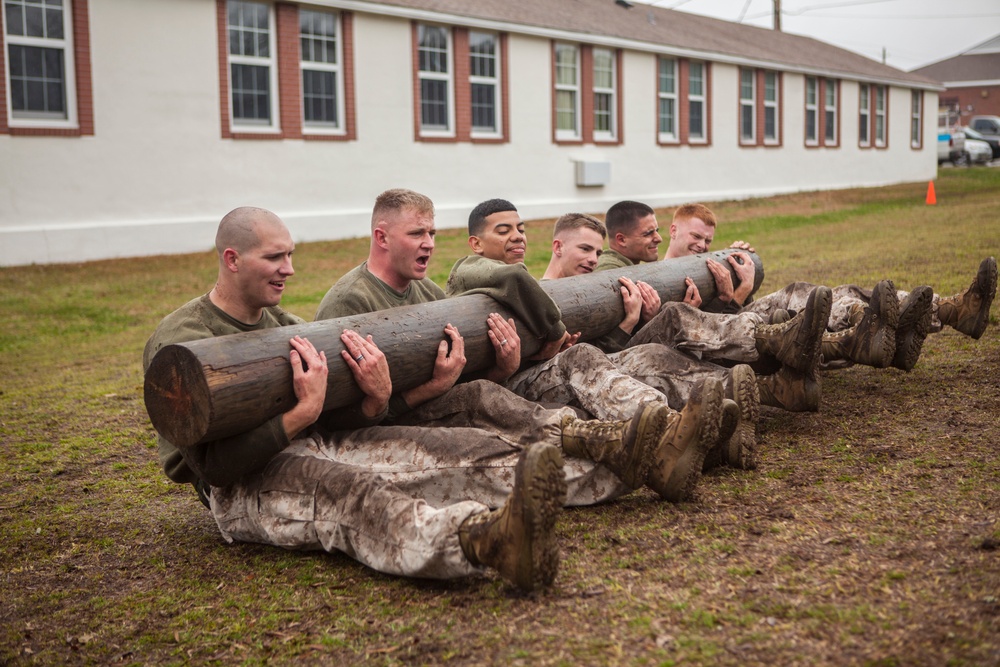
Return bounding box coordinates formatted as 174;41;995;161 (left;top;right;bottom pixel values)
145;249;763;448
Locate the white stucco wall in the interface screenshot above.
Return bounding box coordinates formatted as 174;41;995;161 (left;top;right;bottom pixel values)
0;0;939;266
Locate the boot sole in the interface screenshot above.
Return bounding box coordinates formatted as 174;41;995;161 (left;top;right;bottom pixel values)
517;444;567;591
893;286;933;371
660;378;724;502
868;280;899;368
620;402;667;489
728;364;759;469
792;286;832;374
967;257;997;340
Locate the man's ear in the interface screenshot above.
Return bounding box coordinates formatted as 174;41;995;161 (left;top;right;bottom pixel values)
468;235;484;256
668;222;678;240
552;238;563;257
373;224;389;249
222;248;240;273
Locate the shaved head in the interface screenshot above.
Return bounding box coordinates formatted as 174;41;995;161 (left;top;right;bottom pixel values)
216;206;284;256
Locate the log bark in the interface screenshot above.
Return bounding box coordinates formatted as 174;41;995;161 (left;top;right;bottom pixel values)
145;249;763;449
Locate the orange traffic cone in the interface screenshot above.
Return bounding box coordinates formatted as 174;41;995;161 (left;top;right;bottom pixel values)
926;181;937;205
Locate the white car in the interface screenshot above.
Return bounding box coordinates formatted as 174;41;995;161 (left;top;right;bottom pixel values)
965;137;993;165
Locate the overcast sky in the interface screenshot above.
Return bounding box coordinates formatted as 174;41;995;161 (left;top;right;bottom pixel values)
633;0;1000;72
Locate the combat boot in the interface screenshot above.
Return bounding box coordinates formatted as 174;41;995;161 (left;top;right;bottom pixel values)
458;443;567;592
754;285;832;374
819;279;898;368
757;366;821;412
705;364;759;471
893;285;933;371
937;257;997;339
646;377;724;502
702;399;741;471
560;401;670;489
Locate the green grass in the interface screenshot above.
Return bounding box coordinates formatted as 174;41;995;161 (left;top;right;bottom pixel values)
1;168;999;665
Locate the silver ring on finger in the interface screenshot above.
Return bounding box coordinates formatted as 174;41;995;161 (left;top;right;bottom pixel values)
500;339;508;346
356;354;365;363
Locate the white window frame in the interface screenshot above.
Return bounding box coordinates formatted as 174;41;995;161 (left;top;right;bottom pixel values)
227;0;279;133
554;42;580;141
763;71;779;144
3;0;78;129
592;47;616;142
469;30;500;139
657;56;678;143
417;23;454;138
739;68;755;145
824;77;838;145
299;8;345;135
874;85;886;147
858;83;870;147
805;76;818;145
688;60;706;143
910;90;922;148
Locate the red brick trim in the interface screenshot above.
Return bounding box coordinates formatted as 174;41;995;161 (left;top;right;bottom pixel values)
217;0;233;139
276;2;301;139
453;28;471;142
0;0;93;136
580;46;594;144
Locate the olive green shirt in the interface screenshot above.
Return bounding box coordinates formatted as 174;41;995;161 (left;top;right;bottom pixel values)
315;262;446;321
595;248;635;272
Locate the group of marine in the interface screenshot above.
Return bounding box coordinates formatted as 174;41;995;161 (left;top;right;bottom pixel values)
143;190;997;592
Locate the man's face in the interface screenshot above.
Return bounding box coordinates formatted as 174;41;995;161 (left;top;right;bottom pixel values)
235;221;295;310
616;213;662;263
554;227;604;277
381;207;436;283
471;210;526;264
668;216;715;258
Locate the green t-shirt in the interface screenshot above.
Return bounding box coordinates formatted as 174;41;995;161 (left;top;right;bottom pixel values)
314;262;446;321
595;248;635;272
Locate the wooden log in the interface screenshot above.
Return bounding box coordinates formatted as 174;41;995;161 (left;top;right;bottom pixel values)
145;249;763;449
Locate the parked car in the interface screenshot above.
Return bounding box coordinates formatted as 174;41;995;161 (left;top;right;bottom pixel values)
963;127;1000;160
938;110;966;165
970;115;1000;138
964;137;993;164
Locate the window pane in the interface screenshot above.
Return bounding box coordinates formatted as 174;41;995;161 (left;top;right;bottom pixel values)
806;78;816;105
556;89;576;131
689;63;703;96
8;44;65;115
806;109;816;141
740;69;753;99
659;98;675;134
46;6;62;39
689;100;703;138
231;63;270;122
555;45;577;85
471;82;496;131
25;3;43;37
300;10;337;65
6;4;24;36
741;105;753;139
593;49;613;89
860;113;869;142
303;69;338;125
765;107;776;139
470;32;495;78
764;72;776;102
825;110;835;141
419;25;448;73
420;79;448;129
594;92;612;132
659;58;675;94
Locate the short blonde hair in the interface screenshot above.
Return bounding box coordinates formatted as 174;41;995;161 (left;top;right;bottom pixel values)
553;212;606;240
372;189;434;229
672;203;717;228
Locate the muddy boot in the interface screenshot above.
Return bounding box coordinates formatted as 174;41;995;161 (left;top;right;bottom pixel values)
769;308;792;325
702;399;741;471
937;257;997;339
893;285;934;371
646;378;724;502
819;279;898;368
757;366;821;412
709;364;759;470
458;443;567;592
754;286;832;373
560;401;670;490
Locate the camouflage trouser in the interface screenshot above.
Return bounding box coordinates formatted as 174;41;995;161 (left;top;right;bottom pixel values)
745;281;944;333
607;344;733;412
627;302;763;363
395;380;632;505
505;343;667;422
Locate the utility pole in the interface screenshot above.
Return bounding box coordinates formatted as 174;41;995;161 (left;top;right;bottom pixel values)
773;0;781;31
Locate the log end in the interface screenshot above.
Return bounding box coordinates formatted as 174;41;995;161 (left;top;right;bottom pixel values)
144;344;212;450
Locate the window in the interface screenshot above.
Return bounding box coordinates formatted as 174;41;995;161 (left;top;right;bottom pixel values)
688;61;706;142
299;9;343;133
824;77;838;145
910;90;922;149
554;42;580;140
227;0;277;130
217;1;356;141
657;57;678;142
763;71;779;144
859;83;870;146
805;76;818;145
1;0;92;135
739;68;755;144
592;47;616;141
469;30;499;136
417;24;452;136
874;85;886;147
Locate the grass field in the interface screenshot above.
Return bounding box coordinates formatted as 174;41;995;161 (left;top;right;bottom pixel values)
1;168;998;666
